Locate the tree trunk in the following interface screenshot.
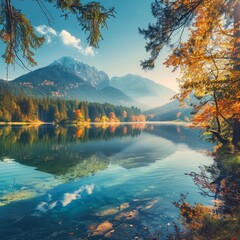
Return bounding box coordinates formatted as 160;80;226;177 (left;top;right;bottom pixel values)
232;2;240;146
232;119;240;146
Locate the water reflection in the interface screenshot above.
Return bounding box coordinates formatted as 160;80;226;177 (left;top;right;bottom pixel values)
0;124;210;180
0;124;209;176
0;123;214;239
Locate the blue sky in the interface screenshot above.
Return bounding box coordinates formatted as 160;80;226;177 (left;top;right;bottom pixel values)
0;0;179;91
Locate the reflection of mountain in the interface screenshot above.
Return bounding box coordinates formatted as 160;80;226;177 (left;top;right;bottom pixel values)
0;124;210;183
110;134;176;169
144;125;212;149
0;125;144;181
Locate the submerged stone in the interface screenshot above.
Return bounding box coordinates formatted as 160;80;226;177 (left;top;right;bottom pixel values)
105;223;137;239
119;202;130;210
0;190;37;206
115;210;139;221
92;221;113;236
95;208;119;217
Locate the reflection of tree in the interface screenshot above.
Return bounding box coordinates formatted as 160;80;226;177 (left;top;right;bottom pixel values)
57;154;109;182
168;145;240;239
144;125;212;149
186;144;240;216
189;166;240;215
0;124;147;181
0;124;144;148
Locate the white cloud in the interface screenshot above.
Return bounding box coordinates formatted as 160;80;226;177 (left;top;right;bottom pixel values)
35;26;95;56
62;187;83;207
35;25;57;44
85;184;94;195
36;201;57;213
59;30;95;56
61;184;95;207
62;193;79;207
36;25;57;36
84;46;95;56
59;30;81;50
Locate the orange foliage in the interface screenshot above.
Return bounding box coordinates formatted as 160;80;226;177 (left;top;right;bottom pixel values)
179;202;213;230
130;123;146;130
75;128;84;138
163;0;240;141
74;109;84;121
122;126;128;134
130;114;146;122
109;125;116;133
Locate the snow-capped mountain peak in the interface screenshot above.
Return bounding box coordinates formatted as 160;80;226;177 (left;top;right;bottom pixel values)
51;56;109;89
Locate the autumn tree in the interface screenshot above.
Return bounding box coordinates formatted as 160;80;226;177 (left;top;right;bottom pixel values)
74;109;84;122
0;0;115;67
140;0;240;146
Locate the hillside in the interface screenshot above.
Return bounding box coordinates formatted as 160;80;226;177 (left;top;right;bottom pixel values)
145;99;192;121
13;57;139;108
110;74;175;108
7;57;176;110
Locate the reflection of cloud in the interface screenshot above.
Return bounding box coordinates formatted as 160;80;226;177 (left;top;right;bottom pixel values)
62;188;82;207
59;30;95;56
85;184;94;195
36;201;57;213
35;25;57;44
62;184;95;207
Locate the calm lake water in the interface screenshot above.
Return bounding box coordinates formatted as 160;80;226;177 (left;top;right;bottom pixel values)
0;123;213;239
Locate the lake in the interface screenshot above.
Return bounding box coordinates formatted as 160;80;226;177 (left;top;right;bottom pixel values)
0;123;214;239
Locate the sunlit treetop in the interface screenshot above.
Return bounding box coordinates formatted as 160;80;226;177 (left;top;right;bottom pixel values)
139;0;238;70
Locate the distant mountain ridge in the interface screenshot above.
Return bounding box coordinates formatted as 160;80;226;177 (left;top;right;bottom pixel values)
11;57;174;109
145;98;194;121
13;57;141;107
110;74;175;108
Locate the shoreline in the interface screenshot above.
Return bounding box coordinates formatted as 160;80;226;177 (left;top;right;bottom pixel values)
0;121;46;126
0;121;193;126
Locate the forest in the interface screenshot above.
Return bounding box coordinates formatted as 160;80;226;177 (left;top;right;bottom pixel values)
0;0;240;239
0;88;144;123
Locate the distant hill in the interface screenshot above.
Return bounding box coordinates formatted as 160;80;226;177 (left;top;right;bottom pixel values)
145;99;193;121
110;74;175;108
13;57;140;108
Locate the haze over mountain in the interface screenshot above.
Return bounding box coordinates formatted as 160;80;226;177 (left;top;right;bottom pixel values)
11;57;174;109
110;74;175;108
13;57;141;107
145;96;197;121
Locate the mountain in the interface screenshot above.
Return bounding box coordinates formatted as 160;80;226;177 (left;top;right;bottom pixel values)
144;99;193;121
14;56;109;90
99;86;144;107
13;57;140;108
110;74;175;108
50;56;109;89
